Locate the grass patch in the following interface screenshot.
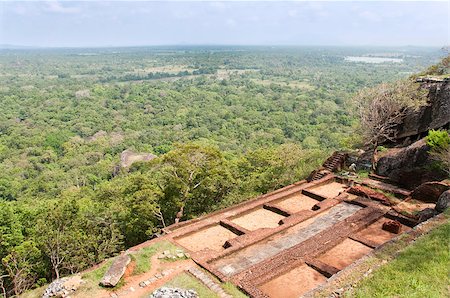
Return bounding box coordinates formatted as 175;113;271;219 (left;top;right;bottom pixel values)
197;267;247;298
19;286;46;298
350;221;450;298
222;282;248;298
131;240;184;275
82;259;113;283
165;272;219;298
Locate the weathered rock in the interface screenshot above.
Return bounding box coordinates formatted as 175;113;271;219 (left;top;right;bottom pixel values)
355;149;374;172
417;208;438;223
375;138;446;189
348;185;391;205
435;190;450;212
120;149;156;168
411;181;449;203
99;254;131;287
149;287;198;298
42;276;83;298
396;81;450;139
382;220;402;234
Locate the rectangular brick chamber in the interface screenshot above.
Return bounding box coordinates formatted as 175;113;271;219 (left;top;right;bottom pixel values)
306;181;349;199
230;208;286;231
259;263;327;298
175;224;238;252
211;203;362;277
272;192;319;214
317;238;373;270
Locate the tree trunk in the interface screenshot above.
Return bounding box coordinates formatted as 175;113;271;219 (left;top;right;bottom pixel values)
175;205;185;223
55;266;60;280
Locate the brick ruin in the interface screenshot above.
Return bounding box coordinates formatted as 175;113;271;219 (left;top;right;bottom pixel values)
148;156;445;298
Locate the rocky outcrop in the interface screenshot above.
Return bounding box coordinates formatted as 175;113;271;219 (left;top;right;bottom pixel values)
411;181;449;203
375;138;446;189
99;254;131;287
435;190;450;212
120;149;156;168
396;80;450;139
417;208;438;223
149;287;198;298
42;276;84;298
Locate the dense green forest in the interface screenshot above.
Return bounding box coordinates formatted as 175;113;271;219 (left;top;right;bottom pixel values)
0;46;444;296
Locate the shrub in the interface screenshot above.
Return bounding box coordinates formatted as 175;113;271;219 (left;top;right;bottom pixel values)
426;130;450;150
426;130;450;176
353;80;427;146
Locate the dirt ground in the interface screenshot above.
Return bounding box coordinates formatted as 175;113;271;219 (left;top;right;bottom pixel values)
355;217;411;246
308;182;348;199
96;255;196;298
317;238;373;270
395;199;435;215
176;225;237;252
231;208;285;231
274;193;319;213
259;264;327;298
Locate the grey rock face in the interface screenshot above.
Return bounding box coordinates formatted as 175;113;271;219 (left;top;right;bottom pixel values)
42;278;67;298
120;149;156;168
149;287;198;298
435;190;450;213
375;138;446;188
417;208;438;223
99;254;131;287
397;81;450;139
42;276;83;298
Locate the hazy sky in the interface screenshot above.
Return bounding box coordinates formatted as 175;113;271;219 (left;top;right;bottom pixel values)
0;0;448;47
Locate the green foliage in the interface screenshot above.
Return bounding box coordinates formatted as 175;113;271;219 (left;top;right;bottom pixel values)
158;143;235;222
427;130;450;176
43;131;73;154
426;129;450;150
351;222;450;298
376;146;388;152
1;241;43;296
222;282;248;298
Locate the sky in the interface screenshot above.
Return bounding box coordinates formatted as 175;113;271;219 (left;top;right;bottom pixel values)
0;0;448;47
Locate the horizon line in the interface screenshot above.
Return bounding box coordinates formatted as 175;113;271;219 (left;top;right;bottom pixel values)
0;44;446;50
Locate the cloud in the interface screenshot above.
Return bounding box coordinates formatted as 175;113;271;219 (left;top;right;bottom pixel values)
45;0;81;14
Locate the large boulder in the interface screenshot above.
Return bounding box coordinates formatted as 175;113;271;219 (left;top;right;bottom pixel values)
417;208;438;223
411;181;450;203
435;190;450;213
99;254;131;287
396;81;450;139
42;275;83;298
375;138;446;189
149;287;198;298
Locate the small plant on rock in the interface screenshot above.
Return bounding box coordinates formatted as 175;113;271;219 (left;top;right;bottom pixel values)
426;130;450;176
